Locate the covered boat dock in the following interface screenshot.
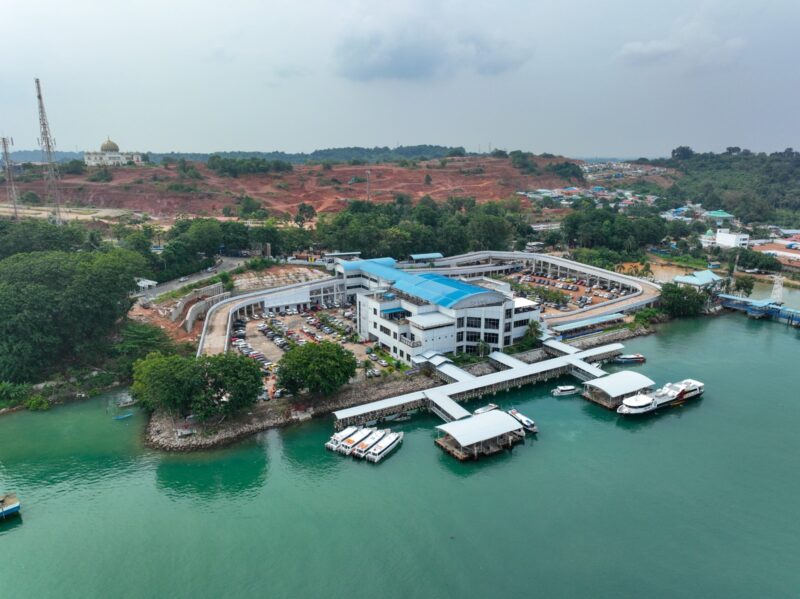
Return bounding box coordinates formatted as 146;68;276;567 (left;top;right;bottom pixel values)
582;371;655;409
435;410;525;460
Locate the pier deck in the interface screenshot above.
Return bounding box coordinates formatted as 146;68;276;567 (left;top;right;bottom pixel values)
333;342;625;429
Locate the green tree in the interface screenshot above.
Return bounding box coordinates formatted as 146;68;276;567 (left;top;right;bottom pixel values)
131;353;202;414
659;283;707;317
424;173;432;185
294;202;316;226
61;159;86;175
277;341;357;397
524;320;543;346
733;275;756;297
195;353;263;421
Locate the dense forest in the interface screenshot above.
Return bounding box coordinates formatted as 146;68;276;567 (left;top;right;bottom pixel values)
639;147;800;225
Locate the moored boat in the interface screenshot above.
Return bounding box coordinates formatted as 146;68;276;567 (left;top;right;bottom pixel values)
552;385;579;396
473;403;498;415
325;426;359;451
366;432;403;463
353;429;387;459
116;397;138;408
338;427;375;455
617;379;705;415
113;412;134;420
1;493;20;519
614;353;646;364
392;413;412;423
508;409;538;433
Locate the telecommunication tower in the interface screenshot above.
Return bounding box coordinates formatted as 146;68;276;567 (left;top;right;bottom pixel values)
1;137;20;220
35;78;62;224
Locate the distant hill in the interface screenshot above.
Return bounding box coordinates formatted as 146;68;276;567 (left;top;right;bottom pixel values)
8;145;466;166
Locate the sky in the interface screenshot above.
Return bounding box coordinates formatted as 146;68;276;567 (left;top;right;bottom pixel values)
2;0;798;158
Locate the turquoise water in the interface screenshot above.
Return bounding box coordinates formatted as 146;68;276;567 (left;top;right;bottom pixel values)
1;315;799;598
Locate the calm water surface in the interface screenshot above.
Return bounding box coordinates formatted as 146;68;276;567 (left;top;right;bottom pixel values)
1;315;799;598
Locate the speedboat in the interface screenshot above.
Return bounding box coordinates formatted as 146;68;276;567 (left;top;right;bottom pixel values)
0;493;20;519
552;385;579;396
614;353;646;364
325;426;359;451
353;429;387;459
617;379;704;415
473;403;498;415
366;432;403;463
507;409;538;433
338;428;375;455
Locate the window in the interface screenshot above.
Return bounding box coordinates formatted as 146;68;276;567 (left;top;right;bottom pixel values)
505;308;512;319
399;350;404;358
504;322;511;333
484;318;500;330
373;308;377;315
484;333;499;344
466;331;481;342
393;332;397;339
466;317;481;328
515;319;530;328
392;346;397;354
380;325;390;335
373;322;377;329
456;332;464;342
456;317;464;328
504;336;511;346
465;345;477;355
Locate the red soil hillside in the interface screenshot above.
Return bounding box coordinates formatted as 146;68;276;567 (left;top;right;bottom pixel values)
7;155;581;218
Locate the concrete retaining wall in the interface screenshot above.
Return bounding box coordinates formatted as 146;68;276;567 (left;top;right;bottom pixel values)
170;282;225;322
183;291;231;332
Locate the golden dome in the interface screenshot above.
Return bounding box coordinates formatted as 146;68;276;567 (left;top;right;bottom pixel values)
101;138;119;152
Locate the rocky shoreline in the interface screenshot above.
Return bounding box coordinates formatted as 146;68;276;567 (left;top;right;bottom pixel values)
145;325;654;452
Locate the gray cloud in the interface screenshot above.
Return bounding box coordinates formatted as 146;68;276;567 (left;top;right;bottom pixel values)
620;18;745;70
335;26;530;81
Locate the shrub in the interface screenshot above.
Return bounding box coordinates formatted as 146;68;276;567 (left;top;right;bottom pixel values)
25;394;50;411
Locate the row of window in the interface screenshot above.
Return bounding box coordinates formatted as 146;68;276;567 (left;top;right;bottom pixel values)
456;316;501;329
456;332;500;344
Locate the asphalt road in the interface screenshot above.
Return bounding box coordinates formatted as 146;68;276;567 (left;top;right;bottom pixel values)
136;256;248;298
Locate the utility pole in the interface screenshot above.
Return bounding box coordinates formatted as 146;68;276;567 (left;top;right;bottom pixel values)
366;169;371;202
35;78;62;224
1;137;20;220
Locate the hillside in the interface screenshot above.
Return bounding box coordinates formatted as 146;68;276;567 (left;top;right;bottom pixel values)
4;155;583;219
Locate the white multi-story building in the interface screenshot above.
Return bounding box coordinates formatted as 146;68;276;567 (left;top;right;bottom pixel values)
335;258;540;362
84;138;143;167
700;228;749;249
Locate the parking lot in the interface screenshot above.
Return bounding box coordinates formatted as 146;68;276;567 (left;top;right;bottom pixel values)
507;269;635;314
228;305;393;400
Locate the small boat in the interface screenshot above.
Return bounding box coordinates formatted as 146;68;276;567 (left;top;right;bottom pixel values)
614;353;646;364
366;432;403;463
353;429;387;459
113;412;134;420
338;427;375;455
473;403;498;415
393;413;412;423
508;409;538;433
116;397;138;408
552;385;579;396
617;379;705;415
0;493;20;519
325;426;360;451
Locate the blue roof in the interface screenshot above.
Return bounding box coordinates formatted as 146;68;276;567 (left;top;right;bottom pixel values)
673;270;723;286
381;307;407;315
552;313;624;333
342;258;495;308
718;294;774;308
409;252;443;261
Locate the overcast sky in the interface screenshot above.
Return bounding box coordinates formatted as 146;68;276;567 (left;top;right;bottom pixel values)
2;0;798;157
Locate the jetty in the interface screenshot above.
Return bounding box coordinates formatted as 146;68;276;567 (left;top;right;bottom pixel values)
718;294;800;326
333;341;624;432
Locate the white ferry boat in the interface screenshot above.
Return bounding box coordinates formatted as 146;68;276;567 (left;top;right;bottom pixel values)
507;409;538;433
473;403;498;415
353;429;387;459
338;428;375;455
613;353;646;364
552;385;579;396
325;426;359;451
617;379;705;415
365;432;404;463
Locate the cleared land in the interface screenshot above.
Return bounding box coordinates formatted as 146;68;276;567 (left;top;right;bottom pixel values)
6;156;583;218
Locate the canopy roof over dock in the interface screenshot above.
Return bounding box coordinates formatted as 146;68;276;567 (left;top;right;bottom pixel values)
436;410;522;447
409;252;444;261
584;371;655;398
552;313;624;334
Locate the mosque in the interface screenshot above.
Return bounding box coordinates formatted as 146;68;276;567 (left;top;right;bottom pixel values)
84;138;143;167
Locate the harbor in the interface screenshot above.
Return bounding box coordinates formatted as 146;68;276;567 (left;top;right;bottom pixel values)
1;315;799;598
